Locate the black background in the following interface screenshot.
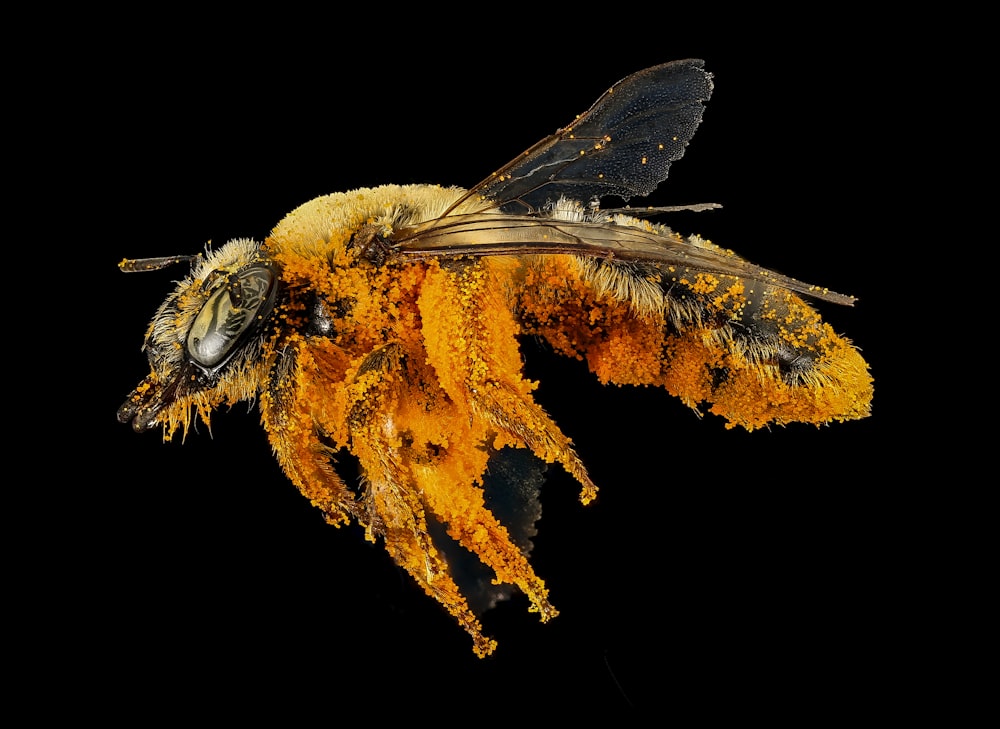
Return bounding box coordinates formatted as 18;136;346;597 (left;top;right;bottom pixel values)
41;14;925;718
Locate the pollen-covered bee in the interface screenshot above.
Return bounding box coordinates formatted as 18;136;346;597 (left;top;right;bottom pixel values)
118;59;872;657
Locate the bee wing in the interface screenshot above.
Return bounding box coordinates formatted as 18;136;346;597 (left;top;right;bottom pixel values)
391;213;855;305
441;58;714;216
390;58;854;306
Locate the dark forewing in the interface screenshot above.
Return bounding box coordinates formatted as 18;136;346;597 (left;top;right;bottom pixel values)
445;59;713;215
391;60;855;306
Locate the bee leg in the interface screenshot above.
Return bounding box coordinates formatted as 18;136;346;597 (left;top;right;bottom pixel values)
412;456;559;624
471;380;598;505
260;342;357;525
363;466;498;658
419;263;599;504
346;345;498;658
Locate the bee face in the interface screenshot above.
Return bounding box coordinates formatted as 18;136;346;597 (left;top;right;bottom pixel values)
118;60;872;657
118;239;278;435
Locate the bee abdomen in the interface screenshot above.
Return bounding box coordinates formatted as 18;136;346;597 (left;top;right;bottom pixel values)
526;254;871;428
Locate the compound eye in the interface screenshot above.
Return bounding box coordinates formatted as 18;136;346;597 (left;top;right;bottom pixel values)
187;266;276;368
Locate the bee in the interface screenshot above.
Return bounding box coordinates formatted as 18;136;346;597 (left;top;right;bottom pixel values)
118;59;872;657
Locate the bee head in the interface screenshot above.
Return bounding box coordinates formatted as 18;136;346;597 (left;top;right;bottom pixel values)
117;239;279;435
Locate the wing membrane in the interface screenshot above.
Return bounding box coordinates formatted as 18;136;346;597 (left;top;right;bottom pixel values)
444;59;713;215
392;213;855;305
389;60;855;306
